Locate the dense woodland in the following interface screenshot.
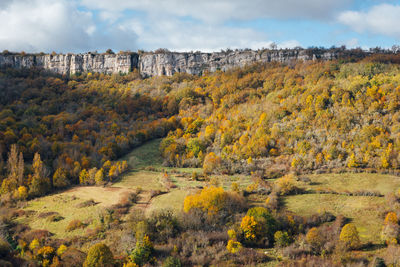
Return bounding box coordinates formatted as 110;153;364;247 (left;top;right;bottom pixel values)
2;57;400;266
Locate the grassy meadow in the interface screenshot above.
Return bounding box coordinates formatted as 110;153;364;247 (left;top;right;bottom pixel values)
14;139;400;261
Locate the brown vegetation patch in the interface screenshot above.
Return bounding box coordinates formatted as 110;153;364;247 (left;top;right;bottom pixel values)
37;211;59;218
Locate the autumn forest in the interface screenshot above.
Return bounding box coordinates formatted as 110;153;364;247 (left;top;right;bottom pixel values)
2;56;400;266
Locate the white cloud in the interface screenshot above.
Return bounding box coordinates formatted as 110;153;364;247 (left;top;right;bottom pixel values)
82;0;353;23
116;16;294;52
278;40;302;49
345;38;359;48
0;0;139;53
338;4;400;38
0;0;95;52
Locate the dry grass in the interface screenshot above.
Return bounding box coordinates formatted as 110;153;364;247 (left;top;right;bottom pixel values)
113;171;165;191
284;194;386;243
17;186;135;239
64;186;134;206
300;173;400;195
146;189;191;215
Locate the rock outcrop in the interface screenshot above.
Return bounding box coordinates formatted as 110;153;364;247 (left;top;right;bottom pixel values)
0;49;366;77
0;53;138;75
138;49;339;77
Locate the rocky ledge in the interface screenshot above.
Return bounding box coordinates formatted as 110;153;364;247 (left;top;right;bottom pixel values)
0;48;370;77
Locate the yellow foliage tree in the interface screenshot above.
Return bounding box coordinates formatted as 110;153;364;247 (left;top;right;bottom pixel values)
18;186;28;200
79;169;89;185
108;165;118;181
347;153;358;168
183;186;227;214
53;168;69;188
385;212;398;225
29;238;40;251
56;244;67;256
83;243;114;267
306;227;322;248
339;223;360;250
275;174;297;195
203;152;221;175
37;246;55;260
95;169;105;185
240;215;259;242
226;240;242;254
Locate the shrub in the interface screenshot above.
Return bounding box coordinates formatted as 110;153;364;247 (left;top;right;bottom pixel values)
0;238;11;257
385;212;398;225
47;214;64;222
274;174;300;195
57;244;68;256
306;227;323;249
61;248;86;266
129;235;153;266
147;210;179;243
53;168;69;188
29;238;40;251
274;231;291;247
162;256;182;267
18;186;28;200
230;182;240;192
183;186;245;215
37;246;55;260
83;243;114;267
339;223;360;250
226;239;242;253
265;192;279;210
66;219;85;231
76;199;98;208
381;224;400;245
240;215;259;242
227;229;237;240
203;152;221;175
240;207;277;246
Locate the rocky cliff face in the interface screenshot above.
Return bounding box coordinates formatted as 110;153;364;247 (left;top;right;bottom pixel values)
138;49;338;77
0;53;138;75
0;49;352;77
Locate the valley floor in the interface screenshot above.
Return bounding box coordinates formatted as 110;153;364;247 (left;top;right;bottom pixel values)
15;139;400;263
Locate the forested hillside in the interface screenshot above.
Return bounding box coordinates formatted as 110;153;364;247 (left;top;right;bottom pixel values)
161;60;400;175
2;58;400;266
2;58;400;198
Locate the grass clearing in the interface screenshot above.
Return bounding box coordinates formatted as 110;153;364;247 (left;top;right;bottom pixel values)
63;186;134;206
17;186;135;239
146;189;190;216
122;139;163;169
113;170;165;191
300;173;400;195
284;194;386;243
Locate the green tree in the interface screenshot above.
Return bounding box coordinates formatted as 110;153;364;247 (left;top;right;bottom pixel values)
95;169;105;185
83;243;114;267
162;256;182;267
274;231;291;247
241;207;277;245
129;235;153;266
29;153;50;197
53;168;69;188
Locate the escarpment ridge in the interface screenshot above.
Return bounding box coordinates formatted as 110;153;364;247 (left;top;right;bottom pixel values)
0;48;387;76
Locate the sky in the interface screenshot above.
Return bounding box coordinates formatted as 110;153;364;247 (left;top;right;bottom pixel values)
0;0;400;53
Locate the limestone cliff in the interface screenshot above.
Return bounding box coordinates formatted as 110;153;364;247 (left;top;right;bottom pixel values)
0;49;365;77
0;53;138;75
138;49;339;77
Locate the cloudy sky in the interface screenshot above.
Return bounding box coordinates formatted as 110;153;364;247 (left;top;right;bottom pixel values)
0;0;399;53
